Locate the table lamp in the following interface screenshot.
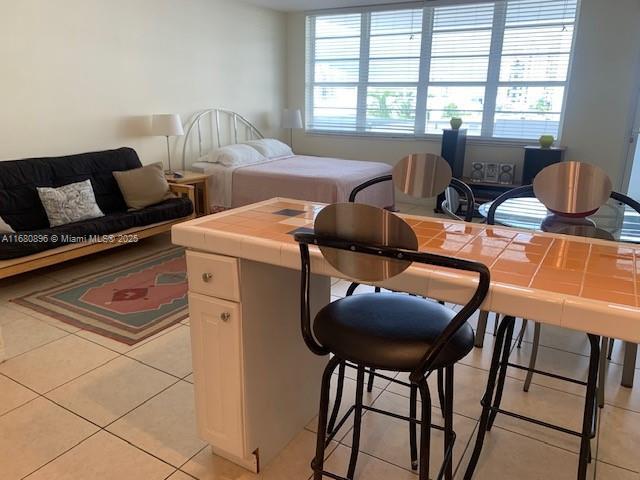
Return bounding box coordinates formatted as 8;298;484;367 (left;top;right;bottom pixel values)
281;108;303;150
151;114;184;175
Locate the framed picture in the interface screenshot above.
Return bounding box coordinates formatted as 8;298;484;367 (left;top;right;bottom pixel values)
499;163;516;185
484;163;499;183
470;162;485;183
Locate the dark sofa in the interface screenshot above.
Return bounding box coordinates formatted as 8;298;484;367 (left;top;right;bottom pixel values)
0;147;194;274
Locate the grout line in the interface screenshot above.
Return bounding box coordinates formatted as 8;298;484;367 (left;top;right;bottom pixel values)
20;429;104;479
71;321;183;356
453;420;480;478
19;378;191;479
0;330;73;364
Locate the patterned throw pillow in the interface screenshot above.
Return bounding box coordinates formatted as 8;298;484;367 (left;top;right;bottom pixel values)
37;180;105;227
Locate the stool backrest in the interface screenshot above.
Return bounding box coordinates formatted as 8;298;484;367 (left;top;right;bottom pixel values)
348;153;476;222
533;161;612;216
394;153;452;198
294;203;491;378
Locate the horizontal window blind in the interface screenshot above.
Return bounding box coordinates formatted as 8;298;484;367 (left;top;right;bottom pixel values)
306;0;579;140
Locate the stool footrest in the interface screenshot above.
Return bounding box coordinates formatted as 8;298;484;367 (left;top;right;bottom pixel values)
505;361;589;386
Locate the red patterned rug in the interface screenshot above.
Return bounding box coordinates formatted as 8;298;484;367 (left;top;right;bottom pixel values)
13;248;188;345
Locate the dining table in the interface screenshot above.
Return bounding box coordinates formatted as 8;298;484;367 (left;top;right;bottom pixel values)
173;197;640;479
478;196;640;387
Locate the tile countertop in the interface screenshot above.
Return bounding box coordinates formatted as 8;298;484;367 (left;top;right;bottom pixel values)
172;198;640;344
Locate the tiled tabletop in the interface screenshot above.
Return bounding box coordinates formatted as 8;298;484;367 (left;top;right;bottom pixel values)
172;198;640;343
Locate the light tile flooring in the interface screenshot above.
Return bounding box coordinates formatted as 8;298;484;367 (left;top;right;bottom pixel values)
0;205;639;480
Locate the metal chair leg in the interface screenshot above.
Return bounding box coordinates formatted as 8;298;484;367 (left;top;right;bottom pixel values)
578;335;601;479
475;310;488;348
463;316;516;480
366;368;375;393
312;356;341;480
598;337;608;409
492;312;500;337
437;368;446;418
487;319;515;430
523;322;541;392
516;318;528;348
345;282;359;297
607;338;614;360
327;361;346;435
444;365;455;480
410;384;418;470
346;367;365;479
417;379;432;480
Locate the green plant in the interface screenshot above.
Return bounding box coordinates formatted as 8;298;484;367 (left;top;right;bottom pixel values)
532;97;552;112
443;102;460;119
368;90;415;120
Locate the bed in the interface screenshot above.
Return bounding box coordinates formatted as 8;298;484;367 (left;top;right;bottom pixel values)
181;109;394;210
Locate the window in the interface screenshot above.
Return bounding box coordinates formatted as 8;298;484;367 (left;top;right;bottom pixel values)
306;0;578;140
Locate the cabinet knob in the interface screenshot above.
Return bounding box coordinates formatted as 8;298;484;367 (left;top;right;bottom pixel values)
202;272;213;283
220;312;231;322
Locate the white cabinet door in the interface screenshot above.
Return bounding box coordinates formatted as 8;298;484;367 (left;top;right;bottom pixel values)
188;292;245;458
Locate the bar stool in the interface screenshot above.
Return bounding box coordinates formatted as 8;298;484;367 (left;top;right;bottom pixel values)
479;161;640;400
464;162;621;480
295;203;489;480
329;154;477;469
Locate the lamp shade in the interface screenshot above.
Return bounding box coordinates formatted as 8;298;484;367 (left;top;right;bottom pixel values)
281;109;303;129
151;114;184;136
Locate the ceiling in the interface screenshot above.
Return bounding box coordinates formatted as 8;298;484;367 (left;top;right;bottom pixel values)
241;0;414;12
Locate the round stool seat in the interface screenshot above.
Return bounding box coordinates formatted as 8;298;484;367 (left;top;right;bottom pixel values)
314;293;474;372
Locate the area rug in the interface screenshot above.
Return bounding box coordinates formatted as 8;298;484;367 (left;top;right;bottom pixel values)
13;247;188;345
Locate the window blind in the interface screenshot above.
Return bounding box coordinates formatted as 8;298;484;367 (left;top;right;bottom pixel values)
306;0;579;140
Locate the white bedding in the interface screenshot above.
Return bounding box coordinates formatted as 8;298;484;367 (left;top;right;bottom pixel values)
190;155;395;210
191;157;285;208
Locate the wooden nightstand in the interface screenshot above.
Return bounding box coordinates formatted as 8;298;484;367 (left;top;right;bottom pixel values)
166;171;210;216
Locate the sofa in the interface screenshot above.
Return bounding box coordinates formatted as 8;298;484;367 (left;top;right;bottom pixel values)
0;147;195;279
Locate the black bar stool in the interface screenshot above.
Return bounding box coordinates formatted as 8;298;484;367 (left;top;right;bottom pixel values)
464;161;620;480
295;202;490;480
332;154;477;470
479;162;640;401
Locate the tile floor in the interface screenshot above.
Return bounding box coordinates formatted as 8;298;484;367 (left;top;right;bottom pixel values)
0;205;639;479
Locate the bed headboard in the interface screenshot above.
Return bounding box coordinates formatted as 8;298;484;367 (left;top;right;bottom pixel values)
181;108;264;169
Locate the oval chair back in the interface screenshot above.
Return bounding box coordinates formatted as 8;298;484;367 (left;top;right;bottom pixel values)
294;202;490;379
349;153;475;222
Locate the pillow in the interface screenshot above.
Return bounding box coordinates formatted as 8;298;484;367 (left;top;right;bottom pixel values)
244;139;293;158
0;217;14;233
37;180;105;228
113;162;175;210
203;144;266;167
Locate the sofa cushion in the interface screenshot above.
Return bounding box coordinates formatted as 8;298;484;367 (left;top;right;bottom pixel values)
37;180;105;227
0;148;142;232
0;197;193;261
113;163;175;210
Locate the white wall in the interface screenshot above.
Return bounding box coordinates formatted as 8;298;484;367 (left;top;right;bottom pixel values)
287;0;640;195
0;0;287;166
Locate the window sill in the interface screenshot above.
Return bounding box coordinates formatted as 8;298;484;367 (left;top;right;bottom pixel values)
303;130;537;149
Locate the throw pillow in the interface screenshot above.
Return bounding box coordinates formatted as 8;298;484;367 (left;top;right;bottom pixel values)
0;216;14;233
113;162;175;210
37;180;105;228
244;139;293;158
201;144;266;167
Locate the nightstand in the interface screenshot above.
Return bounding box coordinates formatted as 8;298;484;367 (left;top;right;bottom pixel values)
166;171;210;216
